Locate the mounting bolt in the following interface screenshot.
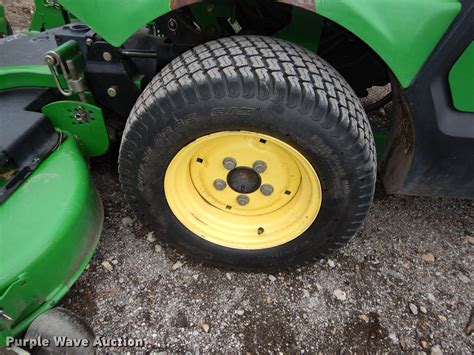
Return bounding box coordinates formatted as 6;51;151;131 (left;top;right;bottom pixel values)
236;195;249;206
223;157;237;170
213;179;227;191
85;38;93;46
260;184;274;196
207;3;215;12
168;18;178;32
253;160;267;174
102;51;112;61
107;86;118;97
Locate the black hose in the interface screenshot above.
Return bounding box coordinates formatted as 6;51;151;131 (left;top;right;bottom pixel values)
364;92;393;113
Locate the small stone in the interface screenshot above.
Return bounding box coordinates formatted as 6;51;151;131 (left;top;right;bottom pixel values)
111;259;119;265
333;289;347;301
155;244;162;253
465;236;474;244
402;261;412;269
430;345;442;355
121;216;133;227
427;293;436;302
315;283;323;291
226;273;232;280
202;323;210;333
399;334;408;351
421;340;428;348
420;306;428;314
146;232;156;243
268;275;277;282
302;289;310;298
118;277;125;283
193;274;199;280
422;252;435;262
101;261;113;272
235;309;245;316
457;273;470;283
409;303;419;315
437;314;447;322
327;259;336;268
172;261;183;270
388;333;398;344
358;314;369;323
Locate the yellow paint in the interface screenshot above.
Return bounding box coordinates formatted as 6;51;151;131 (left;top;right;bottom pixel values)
164;131;322;250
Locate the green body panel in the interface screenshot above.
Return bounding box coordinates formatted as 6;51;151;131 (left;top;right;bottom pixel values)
30;0;68;31
316;0;461;87
43;101;110;157
0;137;103;345
57;0;460;88
0;5;8;35
0;65;64;91
449;42;474;112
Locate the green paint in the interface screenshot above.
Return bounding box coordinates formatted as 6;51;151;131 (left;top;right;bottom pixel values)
316;0;461;87
373;128;389;160
0;65;65;91
30;0;68;31
43;101;109;157
449;42;474;112
0;137;102;345
276;7;323;53
0;5;8;36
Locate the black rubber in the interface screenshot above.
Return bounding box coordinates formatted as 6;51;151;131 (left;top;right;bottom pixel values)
24;307;95;354
119;36;376;271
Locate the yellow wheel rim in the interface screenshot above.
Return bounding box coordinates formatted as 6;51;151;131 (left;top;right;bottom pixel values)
164;131;322;250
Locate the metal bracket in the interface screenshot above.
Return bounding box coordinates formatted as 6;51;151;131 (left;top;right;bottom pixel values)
44;42;87;102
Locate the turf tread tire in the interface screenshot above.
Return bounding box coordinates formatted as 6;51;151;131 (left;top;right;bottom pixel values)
119;36;376;271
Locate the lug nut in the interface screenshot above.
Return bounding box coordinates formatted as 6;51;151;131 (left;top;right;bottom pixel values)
260;184;274;196
213;179;227;191
236;195;249;206
223;157;237;170
253;160;267;174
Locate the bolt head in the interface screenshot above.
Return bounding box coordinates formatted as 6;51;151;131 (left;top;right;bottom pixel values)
236;195;249;206
253;160;267;174
102;51;112;61
213;179;227;191
107;87;118;97
260;184;274;196
85;38;93;46
223;157;237;170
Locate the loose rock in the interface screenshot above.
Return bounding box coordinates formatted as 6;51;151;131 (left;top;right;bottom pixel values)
358;314;369;323
409;303;419;315
268;275;277;282
422;252;435;262
327;259;336;268
101;261;113;272
121;216;133;227
154;244;162;253
457;273;470;283
226;273;232;280
172;261;183;270
235;309;245;316
420;306;428;314
388;333;398;344
146;232;156;243
333;289;347;301
437;314;447;322
430;345;442;355
111;259;119;265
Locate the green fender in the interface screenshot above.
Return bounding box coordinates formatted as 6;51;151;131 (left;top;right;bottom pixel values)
58;0;461;87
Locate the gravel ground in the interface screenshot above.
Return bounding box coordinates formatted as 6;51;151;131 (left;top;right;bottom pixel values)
2;1;473;352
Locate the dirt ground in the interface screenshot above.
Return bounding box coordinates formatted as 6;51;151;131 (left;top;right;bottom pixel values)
2;1;473;353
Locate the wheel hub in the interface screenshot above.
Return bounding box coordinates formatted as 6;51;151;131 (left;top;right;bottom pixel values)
164;131;322;250
227;167;261;194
